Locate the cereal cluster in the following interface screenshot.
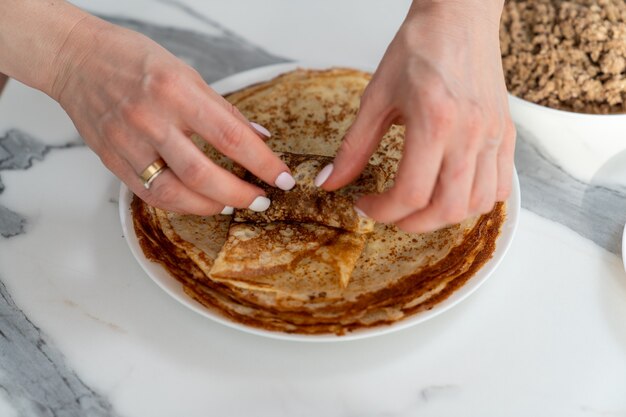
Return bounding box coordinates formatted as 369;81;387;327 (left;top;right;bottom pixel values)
500;0;626;114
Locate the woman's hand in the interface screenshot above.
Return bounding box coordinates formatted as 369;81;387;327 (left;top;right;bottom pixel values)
0;0;294;215
49;16;293;215
319;0;515;233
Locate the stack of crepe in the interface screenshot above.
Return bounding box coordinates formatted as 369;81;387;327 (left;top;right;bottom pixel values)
132;68;505;335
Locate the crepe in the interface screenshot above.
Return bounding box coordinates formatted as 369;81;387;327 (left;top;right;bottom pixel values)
131;68;506;335
233;152;385;233
216;151;383;288
209;222;365;288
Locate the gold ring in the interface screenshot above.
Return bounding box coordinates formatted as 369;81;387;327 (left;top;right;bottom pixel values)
139;157;168;190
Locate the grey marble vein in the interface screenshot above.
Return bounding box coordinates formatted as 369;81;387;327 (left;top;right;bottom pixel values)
0;130;83;238
155;0;258;45
100;13;288;85
0;205;25;238
515;129;626;255
345;384;460;417
0;129;48;171
0;280;118;417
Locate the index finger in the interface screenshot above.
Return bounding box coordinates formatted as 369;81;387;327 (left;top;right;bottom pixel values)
185;88;294;191
356;118;445;224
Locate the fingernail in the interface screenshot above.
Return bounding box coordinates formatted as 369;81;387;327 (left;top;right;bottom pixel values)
275;171;296;191
354;206;370;218
314;163;334;187
250;122;271;138
220;206;234;215
248;196;271;212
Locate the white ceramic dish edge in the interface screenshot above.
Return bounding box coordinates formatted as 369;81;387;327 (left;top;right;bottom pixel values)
508;94;626;184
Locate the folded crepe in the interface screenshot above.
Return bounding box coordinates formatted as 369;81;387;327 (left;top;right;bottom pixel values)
211;151;385;288
233;152;385;234
209;222;366;288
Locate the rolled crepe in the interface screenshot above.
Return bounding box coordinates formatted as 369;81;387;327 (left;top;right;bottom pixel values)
233;152;385;233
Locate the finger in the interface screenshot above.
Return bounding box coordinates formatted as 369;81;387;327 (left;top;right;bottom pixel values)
101;151;225;215
496;120;516;201
355;118;445;223
468;145;499;217
192;74;271;138
137;169;226;215
394;146;478;234
152;127;270;209
201;86;272;141
320;86;392;191
184;90;292;190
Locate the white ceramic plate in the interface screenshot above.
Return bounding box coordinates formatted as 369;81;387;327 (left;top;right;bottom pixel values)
119;63;521;342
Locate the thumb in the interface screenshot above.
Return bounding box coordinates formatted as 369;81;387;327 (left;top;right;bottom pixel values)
319;89;392;191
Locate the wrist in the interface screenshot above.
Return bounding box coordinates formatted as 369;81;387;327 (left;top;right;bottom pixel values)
0;0;91;96
49;14;111;103
407;0;504;31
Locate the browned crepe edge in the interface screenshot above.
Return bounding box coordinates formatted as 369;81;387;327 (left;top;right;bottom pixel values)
132;195;505;335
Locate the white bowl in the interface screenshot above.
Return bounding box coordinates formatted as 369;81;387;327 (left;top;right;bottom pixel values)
508;94;626;183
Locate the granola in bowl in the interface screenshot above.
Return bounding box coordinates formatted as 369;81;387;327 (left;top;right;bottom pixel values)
500;0;626;114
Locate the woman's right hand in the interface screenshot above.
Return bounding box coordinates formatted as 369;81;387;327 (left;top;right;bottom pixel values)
48;14;294;215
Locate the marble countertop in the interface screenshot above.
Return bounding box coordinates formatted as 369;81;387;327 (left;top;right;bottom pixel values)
1;1;625;416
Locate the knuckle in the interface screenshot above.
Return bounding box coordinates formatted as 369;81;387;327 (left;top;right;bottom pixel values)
483;121;505;151
98;152;123;174
118;105;171;147
225;100;243;119
338;133;357;155
337;130;366;161
255;158;281;182
136;189;159;208
448;159;471;182
135;187;166;210
470;194;496;215
101;123;124;148
441;204;468;224
497;184;512;201
181;161;211;189
360;85;384;111
464;103;485;148
119;98;140;124
150;181;180;206
425;100;457;142
215;120;245;154
144;68;181;100
397;188;430;209
359;88;374;107
503;118;517;142
217;100;245;123
480;200;496;214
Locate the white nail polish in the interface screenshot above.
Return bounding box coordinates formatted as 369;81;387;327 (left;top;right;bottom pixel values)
354;206;370;218
248;196;271;212
275;171;296;191
314;163;334;187
250;122;271;138
220;206;234;215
